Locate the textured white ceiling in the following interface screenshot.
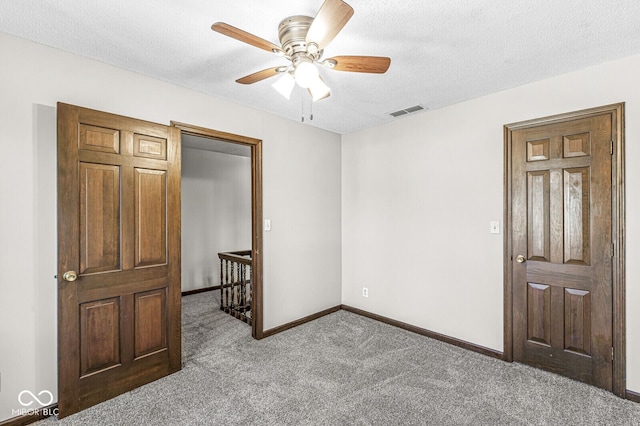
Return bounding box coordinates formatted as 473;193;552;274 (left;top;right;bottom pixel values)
1;1;640;134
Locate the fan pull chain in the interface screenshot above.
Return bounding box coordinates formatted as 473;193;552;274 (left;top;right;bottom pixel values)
301;97;315;122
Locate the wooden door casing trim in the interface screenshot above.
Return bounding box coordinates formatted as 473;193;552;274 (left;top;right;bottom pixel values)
503;103;625;397
171;122;264;339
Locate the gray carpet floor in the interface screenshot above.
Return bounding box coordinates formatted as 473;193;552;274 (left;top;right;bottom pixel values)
36;291;640;425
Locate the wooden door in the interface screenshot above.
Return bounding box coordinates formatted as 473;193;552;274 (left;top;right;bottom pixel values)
510;111;614;389
57;103;181;417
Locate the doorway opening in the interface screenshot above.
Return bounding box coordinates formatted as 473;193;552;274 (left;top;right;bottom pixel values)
173;122;264;339
503;103;625;396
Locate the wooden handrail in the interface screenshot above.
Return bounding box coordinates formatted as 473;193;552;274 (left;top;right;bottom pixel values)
218;250;252;265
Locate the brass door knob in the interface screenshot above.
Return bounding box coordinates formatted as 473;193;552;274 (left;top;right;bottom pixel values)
515;255;526;263
63;271;78;282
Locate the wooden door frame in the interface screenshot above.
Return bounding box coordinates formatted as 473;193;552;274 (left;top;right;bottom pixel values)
503;103;625;397
171;122;264;339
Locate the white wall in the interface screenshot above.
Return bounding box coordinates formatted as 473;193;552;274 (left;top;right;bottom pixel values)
2;28;638;422
342;54;640;393
0;32;342;421
181;147;252;292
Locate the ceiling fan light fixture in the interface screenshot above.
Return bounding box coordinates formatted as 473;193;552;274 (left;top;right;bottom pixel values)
272;72;295;99
294;60;319;88
309;77;330;102
322;59;337;69
212;0;390;105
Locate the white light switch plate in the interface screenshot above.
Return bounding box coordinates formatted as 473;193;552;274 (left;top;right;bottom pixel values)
265;219;271;231
490;221;500;234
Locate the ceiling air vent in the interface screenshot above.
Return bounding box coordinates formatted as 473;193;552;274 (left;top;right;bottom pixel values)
389;104;427;118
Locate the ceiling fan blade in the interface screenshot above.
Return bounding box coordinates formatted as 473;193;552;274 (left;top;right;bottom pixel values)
212;22;283;54
236;67;282;85
306;0;354;50
325;56;391;73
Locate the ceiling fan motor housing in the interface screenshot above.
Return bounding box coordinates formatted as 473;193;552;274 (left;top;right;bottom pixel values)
278;15;322;65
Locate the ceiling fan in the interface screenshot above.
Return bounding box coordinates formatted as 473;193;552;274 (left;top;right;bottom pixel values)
212;0;391;101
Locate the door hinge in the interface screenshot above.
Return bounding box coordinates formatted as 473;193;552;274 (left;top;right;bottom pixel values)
610;140;614;155
611;243;615;258
612;346;614;361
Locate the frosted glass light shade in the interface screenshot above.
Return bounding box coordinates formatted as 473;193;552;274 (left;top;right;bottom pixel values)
309;76;330;101
272;73;295;99
294;61;319;88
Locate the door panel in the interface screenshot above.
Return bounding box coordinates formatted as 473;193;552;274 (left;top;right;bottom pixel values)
134;288;168;358
526;283;550;346
511;112;613;390
134;134;167;160
57;103;181;417
563;167;590;264
79;298;121;376
564;288;591;355
134;168;167;267
79;163;121;274
527;171;549;261
79;124;120;154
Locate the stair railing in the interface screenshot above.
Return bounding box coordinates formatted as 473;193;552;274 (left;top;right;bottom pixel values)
218;250;252;324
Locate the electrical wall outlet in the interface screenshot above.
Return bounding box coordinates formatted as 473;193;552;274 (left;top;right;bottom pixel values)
362;287;368;298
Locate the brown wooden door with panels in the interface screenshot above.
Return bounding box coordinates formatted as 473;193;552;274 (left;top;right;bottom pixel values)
57;103;181;417
505;104;625;395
